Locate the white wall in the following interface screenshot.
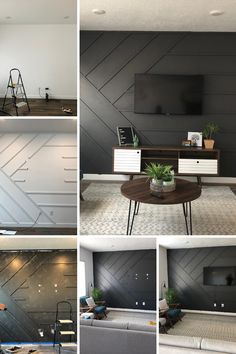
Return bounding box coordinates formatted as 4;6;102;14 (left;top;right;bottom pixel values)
159;246;168;299
0;133;77;227
80;247;94;296
0;24;77;99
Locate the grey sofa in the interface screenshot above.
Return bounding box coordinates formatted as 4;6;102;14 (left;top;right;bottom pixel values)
81;319;156;354
160;334;236;354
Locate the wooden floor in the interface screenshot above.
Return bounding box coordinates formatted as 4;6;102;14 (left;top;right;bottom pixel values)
2;227;77;235
0;98;77;116
2;345;77;353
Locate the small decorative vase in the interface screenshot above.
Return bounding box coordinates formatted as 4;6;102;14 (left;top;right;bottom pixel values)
150;179;163;198
204;139;215;149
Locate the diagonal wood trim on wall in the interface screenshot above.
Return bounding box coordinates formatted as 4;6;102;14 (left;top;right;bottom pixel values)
81;31;236;176
0;133;77;227
94;250;156;310
0;250;77;342
168;247;236;312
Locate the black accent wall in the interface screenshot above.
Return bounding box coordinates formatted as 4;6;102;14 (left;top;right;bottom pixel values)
93;250;156;310
0;250;77;342
168;247;236;312
81;31;236;176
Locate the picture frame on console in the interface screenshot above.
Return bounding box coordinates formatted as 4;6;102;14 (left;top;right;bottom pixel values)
187;132;203;147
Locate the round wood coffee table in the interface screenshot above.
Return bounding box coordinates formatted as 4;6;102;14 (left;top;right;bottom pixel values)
121;178;201;235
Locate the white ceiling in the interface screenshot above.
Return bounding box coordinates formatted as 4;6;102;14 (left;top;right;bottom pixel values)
0;0;76;24
0;237;77;250
80;237;156;252
159;237;236;249
80;0;236;32
0;118;77;133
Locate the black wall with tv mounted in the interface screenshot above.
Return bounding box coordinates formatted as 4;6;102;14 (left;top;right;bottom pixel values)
81;31;236;176
0;250;77;342
93;250;156;310
167;247;236;312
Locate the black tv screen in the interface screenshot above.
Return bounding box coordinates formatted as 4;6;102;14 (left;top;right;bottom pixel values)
134;74;204;115
203;267;236;286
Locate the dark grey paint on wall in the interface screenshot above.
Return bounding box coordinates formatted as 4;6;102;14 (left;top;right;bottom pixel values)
80;31;236;176
0;250;77;342
167;247;236;312
93;250;156;310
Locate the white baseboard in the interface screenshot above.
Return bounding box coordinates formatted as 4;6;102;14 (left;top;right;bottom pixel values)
0;94;77;100
83;174;236;184
84;174;130;181
183;309;236;317
107;307;156;314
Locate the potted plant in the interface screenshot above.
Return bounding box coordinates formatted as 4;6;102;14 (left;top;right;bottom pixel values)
165;288;178;306
203;122;219;149
133;134;139;148
145;163;175;196
92;287;103;302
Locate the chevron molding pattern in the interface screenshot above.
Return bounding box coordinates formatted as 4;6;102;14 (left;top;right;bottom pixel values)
168;247;236;313
81;31;236;176
0;133;77;228
93;250;156;310
0;250;77;342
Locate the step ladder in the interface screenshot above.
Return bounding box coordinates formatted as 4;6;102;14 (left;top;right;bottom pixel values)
53;301;76;353
2;68;30;116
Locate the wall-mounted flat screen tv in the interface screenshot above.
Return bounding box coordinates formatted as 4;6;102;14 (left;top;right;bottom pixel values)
203;266;236;286
134;74;204;115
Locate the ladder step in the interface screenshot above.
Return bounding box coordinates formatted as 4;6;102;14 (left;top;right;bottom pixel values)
58;319;73;324
59;343;77;347
16;102;27;108
60;331;75;335
15;93;24;98
9;84;23;88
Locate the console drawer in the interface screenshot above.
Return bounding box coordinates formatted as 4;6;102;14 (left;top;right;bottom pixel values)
178;158;218;174
113;149;141;173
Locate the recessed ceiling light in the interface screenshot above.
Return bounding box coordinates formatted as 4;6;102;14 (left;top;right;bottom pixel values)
92;9;106;15
209;10;224;16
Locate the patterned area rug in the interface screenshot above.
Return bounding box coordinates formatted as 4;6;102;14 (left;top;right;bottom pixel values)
105;310;156;325
169;313;236;342
80;183;236;235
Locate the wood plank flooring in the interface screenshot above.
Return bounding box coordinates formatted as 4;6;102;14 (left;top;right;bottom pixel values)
2;227;77;235
0;99;77;116
2;345;77;353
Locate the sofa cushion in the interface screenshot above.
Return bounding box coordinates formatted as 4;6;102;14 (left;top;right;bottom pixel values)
201;338;236;354
159;334;201;349
128;322;156;332
92;320;128;330
159;345;227;354
80;319;93;326
159;299;169;311
80;296;89;306
81;312;95;320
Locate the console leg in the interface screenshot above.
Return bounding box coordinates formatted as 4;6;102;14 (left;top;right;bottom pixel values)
197;176;202;187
